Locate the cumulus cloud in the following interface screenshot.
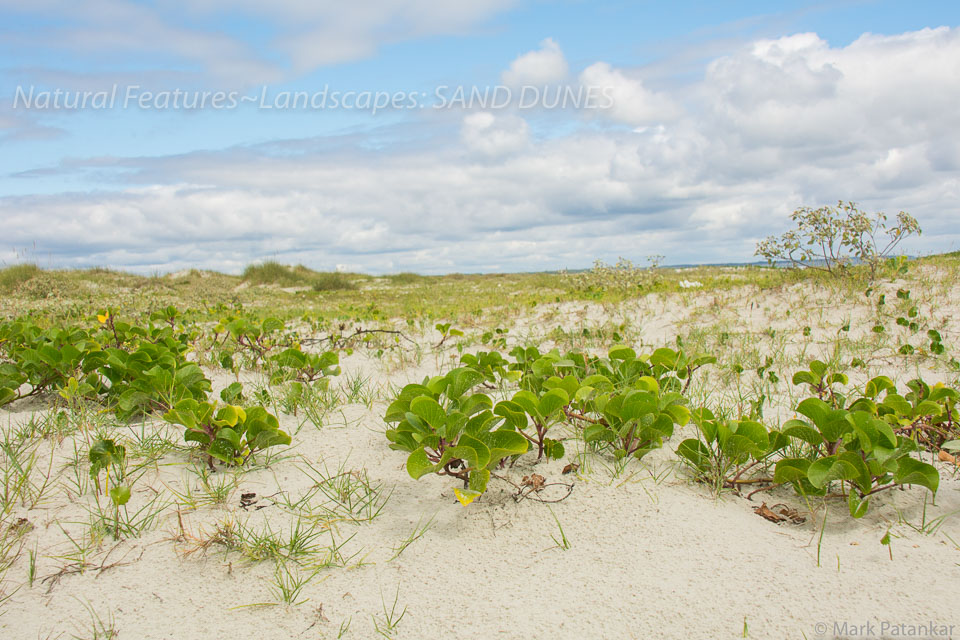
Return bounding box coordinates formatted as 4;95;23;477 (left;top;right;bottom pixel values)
4;27;960;273
502;38;569;86
579;62;680;126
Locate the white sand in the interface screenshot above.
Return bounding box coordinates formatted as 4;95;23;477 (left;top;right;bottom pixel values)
1;278;959;639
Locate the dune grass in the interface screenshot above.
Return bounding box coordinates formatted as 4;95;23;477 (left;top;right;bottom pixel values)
242;261;357;291
0;264;40;293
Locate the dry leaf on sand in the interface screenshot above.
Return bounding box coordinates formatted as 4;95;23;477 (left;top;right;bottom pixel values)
521;474;546;491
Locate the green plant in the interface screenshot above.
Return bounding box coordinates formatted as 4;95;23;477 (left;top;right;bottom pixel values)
99;346;211;418
772;383;941;517
163;400;290;469
676;409;784;495
756;200;921;279
460;350;518;387
791;359;850;408
268;561;320;606
385;367;528;502
27;542;37;587
0;429;55;512
269;347;340;386
371;585;406;638
579;377;691;465
547;506;571;550
173;463;238;508
389;514;435;561
214;314;288;367
71;599;119;639
495;385;570;462
88;438;130;538
562;255;664;295
311;272;357;291
0;263;40;293
0;320;94;406
87;437;169;539
241;261;311;286
434;322;463;347
206;517;331;565
559;345;710;471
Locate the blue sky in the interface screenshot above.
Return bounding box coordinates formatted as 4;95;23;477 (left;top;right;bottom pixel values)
1;0;959;274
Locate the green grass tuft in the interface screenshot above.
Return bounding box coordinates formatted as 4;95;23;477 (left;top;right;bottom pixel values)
242;261;307;286
385;272;427;285
0;264;41;293
312;272;357;291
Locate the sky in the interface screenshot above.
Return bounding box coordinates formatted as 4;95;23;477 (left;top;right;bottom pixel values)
1;0;959;275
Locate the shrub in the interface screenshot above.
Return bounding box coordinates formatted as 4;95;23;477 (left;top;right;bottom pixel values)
756;201;921;279
562;255;664;295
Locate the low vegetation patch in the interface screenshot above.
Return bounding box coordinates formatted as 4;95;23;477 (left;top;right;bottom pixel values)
0;264;41;293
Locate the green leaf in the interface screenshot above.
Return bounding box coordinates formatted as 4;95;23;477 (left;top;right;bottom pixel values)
543;439;565;460
676;439;710;472
893;457;939;494
457;434;491;470
510;390;540;418
184;430;209;445
848;492;869;518
261;317;284;334
216;427;242;452
538;388;569;418
732;420;769;451
807;455;861;489
207;438;237;464
494;400;528;430
446;367;484;400
215;405;244;427
773;458;811;484
406;448;436;480
608;345;636;361
837;451;873;494
468;469;490;494
792;371;819;387
459;393;493;417
109;484;131;507
579;374;613;392
250;430;291;450
663;404;691;427
88;439;125;477
864;376;895;399
796;398;831;431
781;419;822;446
650;347;680;370
410;396;447;432
484;430;528;465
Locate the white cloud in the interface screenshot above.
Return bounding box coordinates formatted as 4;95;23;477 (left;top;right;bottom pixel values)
579;61;680;126
502;38;569;86
0;0;518;85
4;27;960;273
460;112;530;156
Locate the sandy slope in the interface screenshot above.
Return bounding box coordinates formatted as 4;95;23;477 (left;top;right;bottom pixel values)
1;279;959;640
